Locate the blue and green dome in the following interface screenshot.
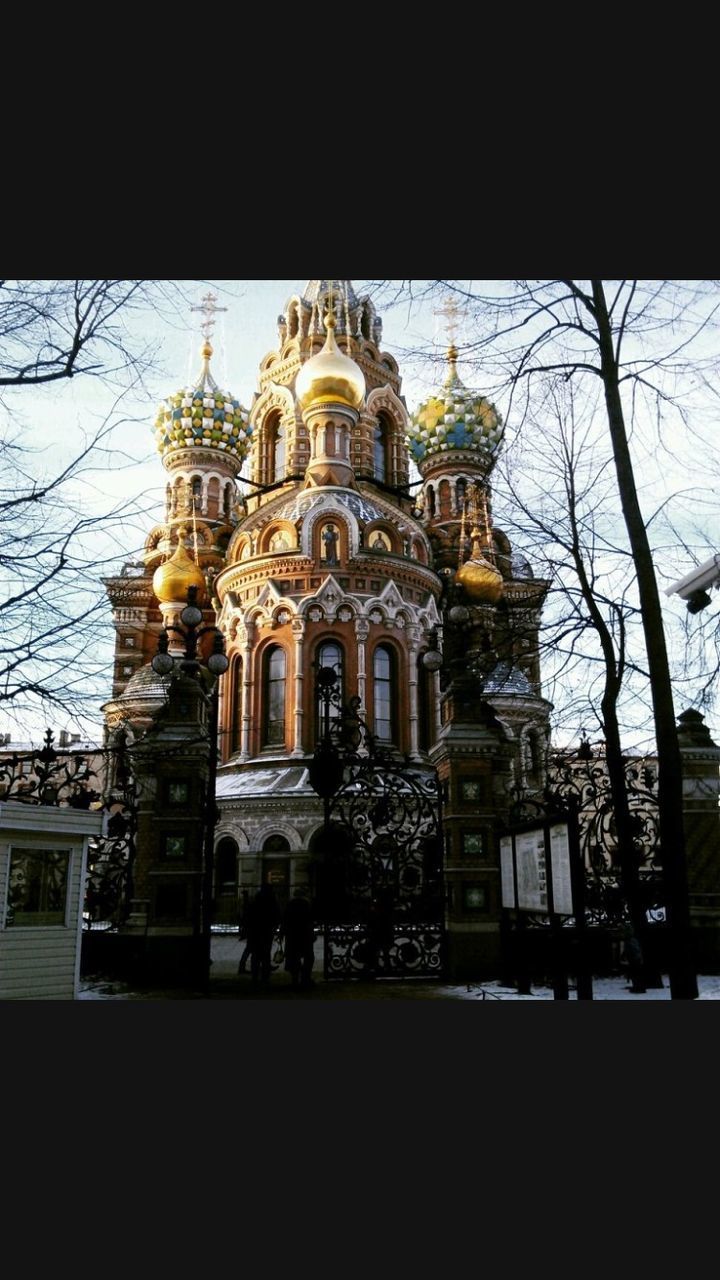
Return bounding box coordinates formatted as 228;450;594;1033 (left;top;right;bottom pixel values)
407;347;503;465
153;341;251;463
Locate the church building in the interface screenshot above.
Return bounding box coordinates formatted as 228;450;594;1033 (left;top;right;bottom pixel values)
102;280;551;978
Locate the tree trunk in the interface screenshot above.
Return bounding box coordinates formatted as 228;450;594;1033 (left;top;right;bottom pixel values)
591;281;697;999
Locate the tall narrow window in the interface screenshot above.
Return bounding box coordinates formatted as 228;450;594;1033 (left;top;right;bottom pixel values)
231;654;243;753
192;476;202;501
373;420;387;483
264;646;286;746
417;654;433;752
316;640;344;738
373;646;395;743
456;477;466;514
269;417;285;482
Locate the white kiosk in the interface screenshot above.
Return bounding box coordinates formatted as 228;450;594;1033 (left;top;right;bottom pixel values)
0;801;103;1000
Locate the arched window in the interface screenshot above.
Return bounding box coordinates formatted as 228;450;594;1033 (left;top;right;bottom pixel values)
223;484;232;517
192;476;202;501
271;419;285;482
373;645;396;743
316;640;344;737
426;485;436;518
263;834;290;853
417;654;434;752
215;837;239;897
263;646;287;747
373;419;387;483
206;476;220;518
230;654;243;753
439;479;452;519
456;477;466;514
526;730;544;788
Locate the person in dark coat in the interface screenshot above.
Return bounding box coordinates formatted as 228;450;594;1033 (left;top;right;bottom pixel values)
281;888;315;989
621;923;646;994
237;890;251;974
365;889;394;977
246;883;281;984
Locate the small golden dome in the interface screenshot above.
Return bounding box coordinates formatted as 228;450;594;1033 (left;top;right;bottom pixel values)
295;312;366;412
152;531;206;604
456;555;504;604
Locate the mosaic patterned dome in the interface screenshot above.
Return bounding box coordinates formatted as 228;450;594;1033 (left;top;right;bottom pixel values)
153;341;251;463
407;346;503;465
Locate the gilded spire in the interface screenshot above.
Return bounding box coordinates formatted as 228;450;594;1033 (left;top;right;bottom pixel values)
434;296;466;388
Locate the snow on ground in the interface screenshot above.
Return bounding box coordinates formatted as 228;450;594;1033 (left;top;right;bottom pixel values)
75;931;720;1000
76;973;720;1001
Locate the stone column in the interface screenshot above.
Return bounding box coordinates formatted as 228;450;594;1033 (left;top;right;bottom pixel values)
239;622;254;761
291;618;306;757
407;624;422;760
355;618;369;715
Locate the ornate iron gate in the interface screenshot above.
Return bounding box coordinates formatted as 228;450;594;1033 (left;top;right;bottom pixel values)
308;669;445;981
507;744;664;969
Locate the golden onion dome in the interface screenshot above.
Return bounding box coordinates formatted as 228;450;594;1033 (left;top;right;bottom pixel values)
152;531;206;605
456;554;504;604
295;312;366;412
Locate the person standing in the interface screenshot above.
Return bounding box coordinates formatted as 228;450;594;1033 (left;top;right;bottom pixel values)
237;890;251;974
281;888;315;990
246;883;281;985
365;889;394;978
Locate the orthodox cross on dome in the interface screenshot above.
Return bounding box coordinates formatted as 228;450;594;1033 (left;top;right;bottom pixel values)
434;294;463;344
191;291;228;347
434;294;466;377
190;291;228;385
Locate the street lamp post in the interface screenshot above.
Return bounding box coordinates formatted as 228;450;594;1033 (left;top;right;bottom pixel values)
151;585;228;990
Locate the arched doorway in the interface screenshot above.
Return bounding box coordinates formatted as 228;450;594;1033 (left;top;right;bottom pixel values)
213;836;239;926
307;821;356;924
262;834;291;912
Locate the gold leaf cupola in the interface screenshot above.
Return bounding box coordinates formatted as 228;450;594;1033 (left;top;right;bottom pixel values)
152;527;207;605
456;542;504;604
295;309;366;413
456;509;504;604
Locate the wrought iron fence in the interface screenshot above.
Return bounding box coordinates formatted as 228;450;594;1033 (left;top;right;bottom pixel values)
509;748;663;931
0;729;136;929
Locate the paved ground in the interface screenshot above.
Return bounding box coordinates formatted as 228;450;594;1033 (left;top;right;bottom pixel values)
77;931;719;1000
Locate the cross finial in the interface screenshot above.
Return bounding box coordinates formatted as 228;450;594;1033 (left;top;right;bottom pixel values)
191;291;228;342
434;294;463;347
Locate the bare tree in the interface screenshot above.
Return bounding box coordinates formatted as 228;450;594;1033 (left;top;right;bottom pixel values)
371;279;720;999
0;280;190;393
496;378;666;984
0;280;200;736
